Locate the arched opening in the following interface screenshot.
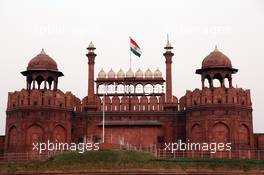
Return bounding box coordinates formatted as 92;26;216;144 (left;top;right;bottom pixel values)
144;84;153;94
158;96;165;111
112;96;120;111
47;76;54;90
204;74;211;88
126;84;134;94
53;125;67;142
149;96;158;111
131;96;139;111
212;74;223;88
36;76;45;89
8;126;17;149
98;84;106;94
191;124;203;143
120;96;128;111
135;84;144;94
107;84;115;94
154;84;163;93
211;122;230;143
239;124;250;145
102;95;111;111
117;84;125;94
27;76;33;90
224;74;232;88
26;124;43;150
140;96;148;111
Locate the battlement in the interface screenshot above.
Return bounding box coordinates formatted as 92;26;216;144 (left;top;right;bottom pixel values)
82;95;178;112
7;89;81;112
179;87;252;111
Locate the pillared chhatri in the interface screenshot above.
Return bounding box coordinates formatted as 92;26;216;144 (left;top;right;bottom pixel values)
1;39;264;158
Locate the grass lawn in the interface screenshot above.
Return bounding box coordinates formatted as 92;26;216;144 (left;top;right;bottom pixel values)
0;150;264;172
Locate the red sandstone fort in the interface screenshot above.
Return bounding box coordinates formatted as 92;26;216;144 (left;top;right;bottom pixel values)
1;40;264;158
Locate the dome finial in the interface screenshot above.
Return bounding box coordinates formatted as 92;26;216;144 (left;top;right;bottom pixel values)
214;45;219;52
40;48;46;55
164;34;173;51
89;41;94;48
87;41;96;52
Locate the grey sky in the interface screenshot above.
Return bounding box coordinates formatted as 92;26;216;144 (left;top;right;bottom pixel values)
0;0;263;135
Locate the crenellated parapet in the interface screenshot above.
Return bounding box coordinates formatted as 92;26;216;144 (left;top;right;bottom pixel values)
7;89;81;112
82;94;178;112
179;87;251;111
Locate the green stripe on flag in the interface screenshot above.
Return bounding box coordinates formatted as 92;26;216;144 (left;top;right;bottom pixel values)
130;47;141;57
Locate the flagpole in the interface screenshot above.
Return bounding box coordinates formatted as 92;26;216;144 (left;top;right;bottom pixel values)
130;50;132;69
129;37;132;69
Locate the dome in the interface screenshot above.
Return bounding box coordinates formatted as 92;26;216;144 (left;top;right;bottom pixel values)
117;69;125;78
27;49;58;71
107;69;115;78
126;68;134;78
202;46;232;69
98;69;106;78
145;68;153;78
135;68;143;78
154;68;162;78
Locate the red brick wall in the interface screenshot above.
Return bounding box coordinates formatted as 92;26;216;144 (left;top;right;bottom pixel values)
254;134;264;149
72;111;181;148
5;89;81;153
182;87;254;149
0;136;5;154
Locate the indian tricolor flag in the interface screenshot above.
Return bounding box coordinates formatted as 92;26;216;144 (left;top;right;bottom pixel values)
130;37;142;57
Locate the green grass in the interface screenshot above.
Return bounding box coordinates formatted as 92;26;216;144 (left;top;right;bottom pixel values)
0;150;264;172
159;157;264;164
44;150;155;168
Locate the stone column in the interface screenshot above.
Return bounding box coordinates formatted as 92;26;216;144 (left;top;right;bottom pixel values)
86;42;97;104
163;48;174;103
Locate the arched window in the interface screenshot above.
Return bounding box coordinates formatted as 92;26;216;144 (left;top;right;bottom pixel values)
239;124;250;145
144;84;153;94
98;84;106;94
107;84;115;94
117;84;125;94
154;84;163;93
191;124;203;143
213;74;223;88
36;76;45;89
26;124;43;148
47;77;54;90
125;84;134;94
211;122;230;143
8;126;17;148
53;125;67;142
204;74;211;88
135;84;144;94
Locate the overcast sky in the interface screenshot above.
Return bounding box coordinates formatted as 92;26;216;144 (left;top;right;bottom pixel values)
0;0;263;135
